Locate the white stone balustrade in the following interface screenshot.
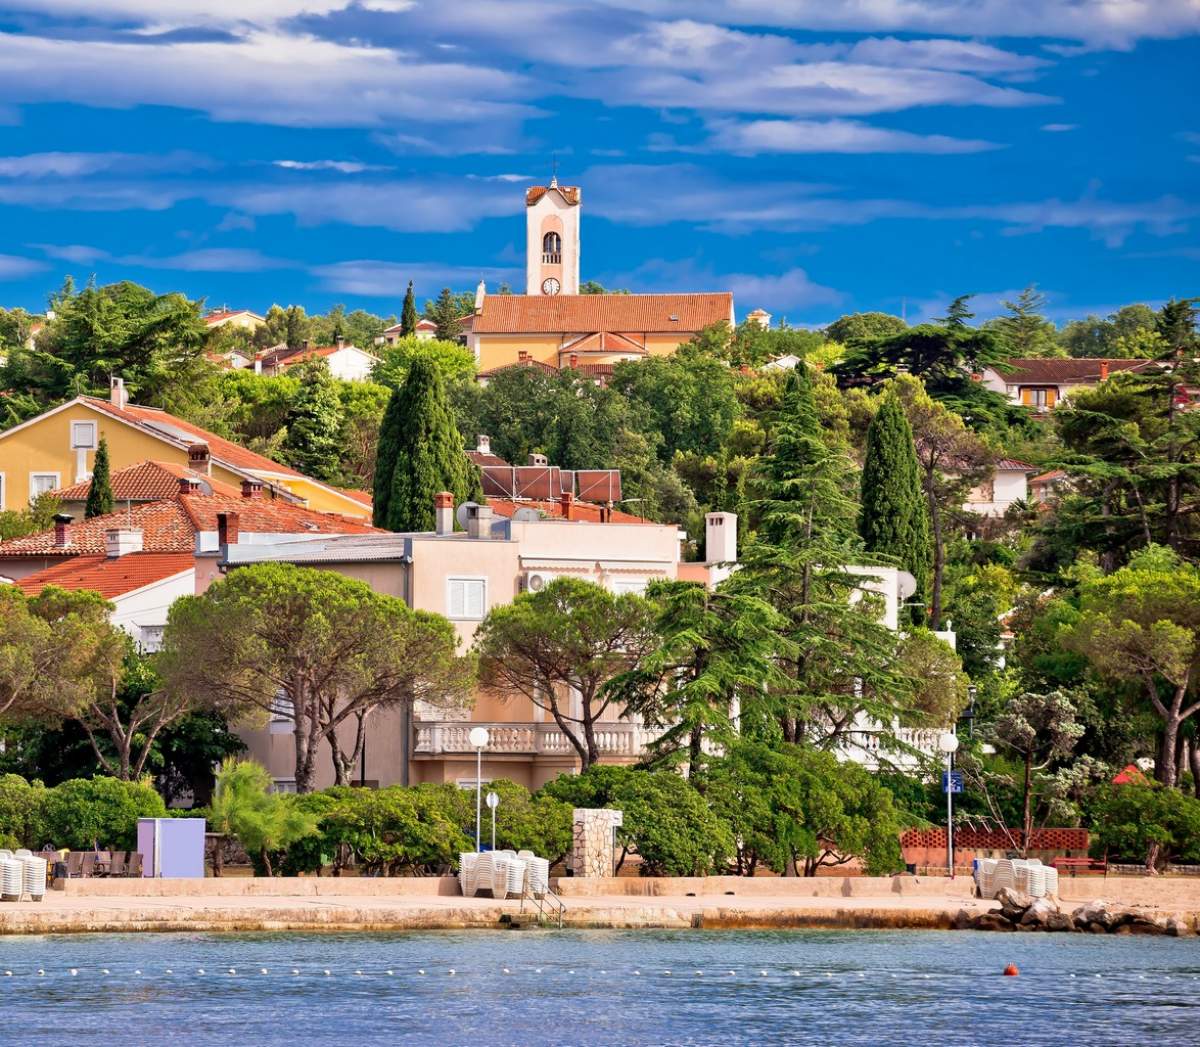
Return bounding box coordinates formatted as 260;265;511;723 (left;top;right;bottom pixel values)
413;721;657;757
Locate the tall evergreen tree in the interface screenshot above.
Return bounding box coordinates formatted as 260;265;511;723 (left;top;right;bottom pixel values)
84;436;114;519
859;392;932;621
282;361;345;483
373;356;481;531
427;287;464;342
400;281;419;336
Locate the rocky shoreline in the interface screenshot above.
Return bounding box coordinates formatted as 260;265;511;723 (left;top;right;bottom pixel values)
956;888;1195;936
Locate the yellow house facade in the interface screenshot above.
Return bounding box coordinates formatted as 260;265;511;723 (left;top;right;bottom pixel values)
0;379;370;519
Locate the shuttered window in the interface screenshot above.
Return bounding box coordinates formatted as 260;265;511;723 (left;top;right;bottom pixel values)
448;578;487;620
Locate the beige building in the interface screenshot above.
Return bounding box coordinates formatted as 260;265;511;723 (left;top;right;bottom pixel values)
979;357;1151;412
226;498;735;792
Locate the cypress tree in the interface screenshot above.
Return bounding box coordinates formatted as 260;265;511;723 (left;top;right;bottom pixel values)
374;356;481;531
400;280;419;336
84;436;114;518
859;392;932;620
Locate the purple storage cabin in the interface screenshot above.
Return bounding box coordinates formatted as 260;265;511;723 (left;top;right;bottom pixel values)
136;818;207;878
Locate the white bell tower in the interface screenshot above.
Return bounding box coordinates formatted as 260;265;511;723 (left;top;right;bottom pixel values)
525;176;581;296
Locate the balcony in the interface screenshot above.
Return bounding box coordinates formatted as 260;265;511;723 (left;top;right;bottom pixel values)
542;252;561;264
413;720;656;758
837;726;944;771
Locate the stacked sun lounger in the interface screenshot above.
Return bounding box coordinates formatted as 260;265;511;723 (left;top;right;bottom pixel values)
973;857;1059;899
458;851;542;898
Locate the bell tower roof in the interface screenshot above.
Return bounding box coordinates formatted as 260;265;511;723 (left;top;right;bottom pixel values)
526;184;581;207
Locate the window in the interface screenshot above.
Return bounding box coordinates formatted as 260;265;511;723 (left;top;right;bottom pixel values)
71;421;97;449
447;577;487;620
542;231;562;264
139;625;165;652
1021;386;1057;410
29;472;60;501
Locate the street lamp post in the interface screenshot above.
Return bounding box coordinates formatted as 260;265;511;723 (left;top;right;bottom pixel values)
468;727;490;853
939;731;960;878
486;790;499;852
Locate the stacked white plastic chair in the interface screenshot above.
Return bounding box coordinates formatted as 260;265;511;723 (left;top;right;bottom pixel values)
0;857;23;902
991;859;1016;897
974;858;997;898
475;852;495;897
519;851;551;896
504;856;528;899
458;852;478;896
21;855;46;902
1023;862;1048;898
490;853;512;898
1043;865;1060;897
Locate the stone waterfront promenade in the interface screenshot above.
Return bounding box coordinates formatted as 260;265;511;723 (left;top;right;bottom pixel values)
0;876;1196;935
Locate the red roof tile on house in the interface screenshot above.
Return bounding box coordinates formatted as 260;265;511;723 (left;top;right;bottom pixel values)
998;358;1153;384
205;309;264;326
560;331;648;355
477;358;560;379
525;184;581;206
14;553;195;599
471;293;733;335
995;458;1036;472
50;460;245;502
331;486;372;508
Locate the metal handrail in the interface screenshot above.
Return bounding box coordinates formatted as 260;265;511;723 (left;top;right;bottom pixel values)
520;883;565;929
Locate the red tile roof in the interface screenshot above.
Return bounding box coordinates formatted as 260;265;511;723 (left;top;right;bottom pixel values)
487;498;650;525
332;486;372;507
471;293;733;335
477;358;560;379
50;460;245;502
525;184;581;206
0;493;382;557
997;358;1153;384
82;397;308;479
1030;468;1067;484
259;344;375;370
14;553;195;599
560;331;647;355
205;309;264;325
995;458;1036;472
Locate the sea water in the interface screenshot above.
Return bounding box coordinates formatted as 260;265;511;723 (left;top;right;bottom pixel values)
0;929;1196;1045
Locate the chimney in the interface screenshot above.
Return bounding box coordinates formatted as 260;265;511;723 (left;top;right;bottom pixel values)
217;510;240;549
53;513;73;548
302;339;310;350
105;528;143;558
705;511;738;565
569;353;578;369
476;434;491;455
109;376;128;409
335;336;346;349
178;476;202;495
466;503;494;540
518;350;529;362
188;442;211;476
241;478;264;500
559;491;574;521
474;279;486;313
1100;361;1110;381
434;491;454;535
254;357;263;375
528;452;548;467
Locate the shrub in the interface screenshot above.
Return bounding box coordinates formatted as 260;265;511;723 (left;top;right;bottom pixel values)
1092;783;1200;871
208;760;316;876
541;765;732;875
0;774;49;848
41;776;166;850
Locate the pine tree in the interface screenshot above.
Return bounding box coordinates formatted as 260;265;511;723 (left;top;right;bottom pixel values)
282;361;345;483
400;281;419;336
84;436;114;518
859;392;932;621
427;287;464;342
373;356;481;531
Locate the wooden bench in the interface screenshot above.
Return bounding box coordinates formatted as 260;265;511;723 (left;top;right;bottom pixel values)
1051;857;1107;875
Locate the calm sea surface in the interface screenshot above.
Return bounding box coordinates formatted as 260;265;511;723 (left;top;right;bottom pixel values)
0;929;1196;1045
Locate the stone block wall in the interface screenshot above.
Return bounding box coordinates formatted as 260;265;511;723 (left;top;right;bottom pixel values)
571;808;623;878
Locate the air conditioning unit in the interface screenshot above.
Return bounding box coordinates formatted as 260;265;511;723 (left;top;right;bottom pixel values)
520;570;554;593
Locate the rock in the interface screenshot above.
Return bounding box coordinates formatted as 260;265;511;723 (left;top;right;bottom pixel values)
1165;916;1190;937
1044;910;1076;933
1072;901;1115;931
995;887;1034;921
1019;897;1060;929
973;912;1016;932
1122;914;1168;936
953;909;974;930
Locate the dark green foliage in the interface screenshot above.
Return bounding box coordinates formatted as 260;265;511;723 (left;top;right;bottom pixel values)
400;281;419;336
373;357;481;531
986;284;1061;357
541;764;733;875
824;311;907;344
1092;783;1200;870
84;437;114;519
282;360;346;482
858;393;931;617
425;287;469;341
40;776;167;850
0;774;49;850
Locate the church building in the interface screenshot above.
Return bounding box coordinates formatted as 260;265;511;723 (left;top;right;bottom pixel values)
465;179;735;379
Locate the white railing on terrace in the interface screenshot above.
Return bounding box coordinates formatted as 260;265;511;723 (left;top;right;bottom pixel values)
414;721;657;758
837;726;943;771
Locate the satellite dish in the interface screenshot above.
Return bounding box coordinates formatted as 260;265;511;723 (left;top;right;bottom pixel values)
456;501;480;530
897;570;917;602
513;507;540;522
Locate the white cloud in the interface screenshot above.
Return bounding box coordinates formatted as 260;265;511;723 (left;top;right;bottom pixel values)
0;150;210;178
0;30;533;129
1041;123;1079;132
30;243;111;264
312;259;519;297
703;118;999;155
0;253;47;279
272;160;391;173
609;257;844;311
844;37;1049;74
118;247;293;271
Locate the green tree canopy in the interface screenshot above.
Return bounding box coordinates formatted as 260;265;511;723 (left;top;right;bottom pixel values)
208;759;316;875
282;360;346;483
824;311;907;344
986;284;1061;357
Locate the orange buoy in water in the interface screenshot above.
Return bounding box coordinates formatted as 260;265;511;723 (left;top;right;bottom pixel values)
1003;964;1019;977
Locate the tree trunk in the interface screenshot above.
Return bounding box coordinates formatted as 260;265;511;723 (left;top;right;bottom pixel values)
260;847;274;877
928;484;945;631
1190;742;1200;800
687;725;703;782
1021;750;1033;857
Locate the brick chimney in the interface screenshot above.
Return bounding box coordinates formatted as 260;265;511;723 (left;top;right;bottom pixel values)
105;528;143;558
335;336;346;349
434;491;454;535
188;442;211;476
53;513;72;548
569;353;579;369
178;476;202;495
241;478;264;500
559;491;575;521
1100;361;1110;381
217;510;239;548
109;376;128;409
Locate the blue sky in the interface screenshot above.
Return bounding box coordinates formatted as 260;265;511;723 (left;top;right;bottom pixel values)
0;1;1197;326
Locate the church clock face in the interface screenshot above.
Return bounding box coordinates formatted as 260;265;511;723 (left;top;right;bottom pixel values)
541;277;561;296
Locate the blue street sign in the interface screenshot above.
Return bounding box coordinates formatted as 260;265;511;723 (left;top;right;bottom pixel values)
942;771;964;794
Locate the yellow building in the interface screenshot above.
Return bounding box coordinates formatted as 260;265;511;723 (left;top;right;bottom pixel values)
0;378;370;519
466;178;735;375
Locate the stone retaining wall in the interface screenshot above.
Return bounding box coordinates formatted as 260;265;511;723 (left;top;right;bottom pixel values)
56;877;462;898
551;875;978;899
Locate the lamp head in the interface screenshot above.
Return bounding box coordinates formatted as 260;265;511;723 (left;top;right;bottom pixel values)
468;726;490;749
485;791;499;810
938;732;960;754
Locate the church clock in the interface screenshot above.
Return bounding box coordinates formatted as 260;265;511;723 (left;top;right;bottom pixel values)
541;277;561;296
